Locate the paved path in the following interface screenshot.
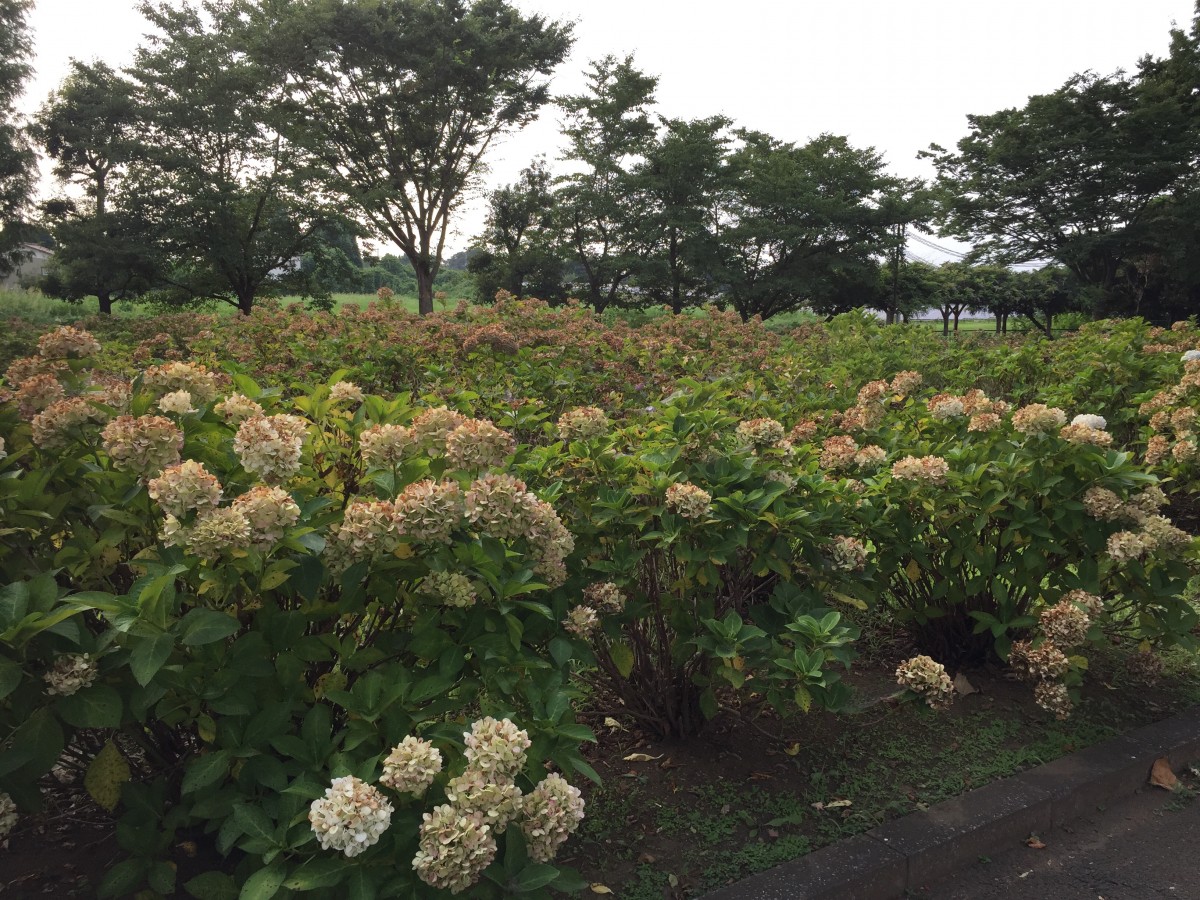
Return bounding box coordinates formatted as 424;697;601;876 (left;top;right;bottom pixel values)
920;787;1200;899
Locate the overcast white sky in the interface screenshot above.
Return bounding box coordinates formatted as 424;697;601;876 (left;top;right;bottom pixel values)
17;0;1200;258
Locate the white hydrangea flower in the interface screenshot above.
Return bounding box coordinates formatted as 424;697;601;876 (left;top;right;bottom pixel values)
444;769;523;832
462;717;531;778
1070;413;1107;430
329;381;364;404
519;773;586;863
308;775;393;857
0;793;16;839
1182;349;1200;362
44;654;98;696
412;804;497;893
157;390;197;415
379;736;443;797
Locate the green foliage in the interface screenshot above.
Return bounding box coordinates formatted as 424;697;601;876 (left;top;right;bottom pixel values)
0;0;35;271
0;350;595;896
256;0;574;314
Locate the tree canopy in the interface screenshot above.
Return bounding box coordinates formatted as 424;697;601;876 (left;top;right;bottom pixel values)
252;0;574;314
0;0;35;273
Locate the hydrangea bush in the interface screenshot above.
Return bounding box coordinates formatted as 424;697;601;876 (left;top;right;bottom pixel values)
0;330;594;897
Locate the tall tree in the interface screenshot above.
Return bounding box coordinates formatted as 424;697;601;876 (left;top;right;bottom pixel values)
634;115;731;313
32;61;150;313
128;0;344;313
254;0;573;315
716;130;897;321
922;68;1196;297
0;0;35;274
555;55;658;313
471;159;564;302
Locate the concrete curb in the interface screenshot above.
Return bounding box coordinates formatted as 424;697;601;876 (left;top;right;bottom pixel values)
701;704;1200;900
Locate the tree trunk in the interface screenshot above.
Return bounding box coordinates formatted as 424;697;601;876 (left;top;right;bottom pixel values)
238;290;254;315
415;264;435;315
953;310;961;332
98;291;113;316
942;311;950;335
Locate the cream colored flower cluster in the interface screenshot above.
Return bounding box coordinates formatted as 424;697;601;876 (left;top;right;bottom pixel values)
464;717;531;775
379;736;443;796
411;406;469;450
856;380;890;406
1039;600;1091;648
0;793;16;840
928;394;965;420
895;655;954;709
420;571;477;608
890;370;923;396
214;393;263;423
1011;403;1067;436
359;409;514;473
665;481;712;519
1105;505;1191;565
325;499;399;570
735;417;786;448
102;415;183;478
329;475;573;585
445;419;514;471
839;401;885;432
44;653;98;696
1034;681;1072;720
1009;640;1070;682
157;390;197;416
519;772;586;863
819;435;858;470
789;419;819;443
149;460;223;519
890;455;950;485
329;380;364;404
412;717;529;892
12;372;65;418
828;535;867;571
31;397;106;449
563;605;601;638
412;804;498;893
359;423;414;467
176;507;252;560
557;406;611;441
524;502;576;586
234;414;307;483
232;486;300;548
37;325;101;359
308;775;394;858
4;354;65;388
142;361;221;404
583;581;626;614
853;444;887;470
445;768;524;830
394;480;464;544
1062;589;1104;618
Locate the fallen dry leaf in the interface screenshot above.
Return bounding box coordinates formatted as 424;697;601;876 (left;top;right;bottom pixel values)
622;752;662;762
784;742;801;756
954;673;978;696
825;799;852;809
1025;836;1046;849
590;886;613;894
602;717;626;731
1150;755;1179;790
